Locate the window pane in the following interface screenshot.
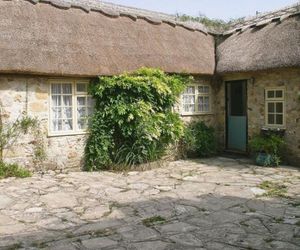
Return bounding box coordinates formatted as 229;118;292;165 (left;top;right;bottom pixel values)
77;107;86;119
62;119;73;131
267;91;275;98
77;83;87;93
276;90;283;98
52;96;61;107
52;107;62;119
62;107;72;119
51;84;61;94
50;83;74;133
52;119;62;131
276;114;283;125
184;104;195;112
199;86;209;94
77;119;87;130
268;103;275;113
268;114;275;124
198;96;204;111
183;95;195;104
184;86;195;94
63;96;72;107
62;84;72;94
87;97;94;107
198;96;209;112
204;96;210;111
77;97;86;107
276;102;283;113
88;107;93;116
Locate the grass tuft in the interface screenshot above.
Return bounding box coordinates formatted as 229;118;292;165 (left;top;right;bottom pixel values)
0;161;31;179
258;181;288;198
142;216;166;227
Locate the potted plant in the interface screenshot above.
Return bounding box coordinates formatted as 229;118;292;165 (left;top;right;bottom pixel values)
249;134;285;167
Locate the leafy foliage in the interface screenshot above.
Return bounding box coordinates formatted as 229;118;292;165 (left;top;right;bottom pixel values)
182;121;216;158
0;161;31;179
176;13;245;32
85;68;191;170
249;134;285;166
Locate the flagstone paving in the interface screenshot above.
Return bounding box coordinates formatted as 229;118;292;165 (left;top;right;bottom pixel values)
0;157;299;249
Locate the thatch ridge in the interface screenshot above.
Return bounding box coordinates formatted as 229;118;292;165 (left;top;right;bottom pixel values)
0;0;215;76
16;0;209;34
223;3;300;36
217;15;300;73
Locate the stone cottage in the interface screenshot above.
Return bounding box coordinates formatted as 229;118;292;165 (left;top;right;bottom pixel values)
0;0;299;169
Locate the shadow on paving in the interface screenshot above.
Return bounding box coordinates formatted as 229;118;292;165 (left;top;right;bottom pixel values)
0;194;299;250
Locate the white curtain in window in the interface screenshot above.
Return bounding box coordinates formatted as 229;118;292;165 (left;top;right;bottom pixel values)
51;83;73;132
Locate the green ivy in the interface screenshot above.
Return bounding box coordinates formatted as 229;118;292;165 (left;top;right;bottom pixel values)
182;121;217;158
84;68;191;170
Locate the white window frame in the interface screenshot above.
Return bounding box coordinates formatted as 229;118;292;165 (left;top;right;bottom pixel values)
48;79;93;136
265;87;286;128
181;84;212;115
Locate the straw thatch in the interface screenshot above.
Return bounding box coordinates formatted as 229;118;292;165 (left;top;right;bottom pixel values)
0;0;215;76
217;13;300;73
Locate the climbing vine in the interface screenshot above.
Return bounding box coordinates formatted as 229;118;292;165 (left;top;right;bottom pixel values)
85;68;192;170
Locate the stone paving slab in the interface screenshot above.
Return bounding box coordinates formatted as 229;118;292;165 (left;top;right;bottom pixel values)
0;157;299;249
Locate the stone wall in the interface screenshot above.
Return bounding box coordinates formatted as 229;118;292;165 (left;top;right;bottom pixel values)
221;68;300;166
0;76;87;171
1;71;298;171
0;75;218;171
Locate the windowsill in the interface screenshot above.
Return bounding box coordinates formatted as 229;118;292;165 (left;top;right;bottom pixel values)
47;131;89;138
181;112;214;116
262;126;286;131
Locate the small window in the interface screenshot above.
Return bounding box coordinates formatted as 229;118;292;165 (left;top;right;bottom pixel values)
50;81;94;135
181;85;211;115
265;88;285;127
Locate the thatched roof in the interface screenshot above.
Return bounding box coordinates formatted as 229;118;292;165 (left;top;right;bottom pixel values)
217;4;300;73
0;0;215;76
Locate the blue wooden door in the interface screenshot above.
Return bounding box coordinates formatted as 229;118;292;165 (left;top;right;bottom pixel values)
226;81;247;152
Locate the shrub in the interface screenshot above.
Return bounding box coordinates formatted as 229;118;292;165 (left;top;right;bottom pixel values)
182;121;216;158
249;134;285;166
0;161;31;179
84;68;191;170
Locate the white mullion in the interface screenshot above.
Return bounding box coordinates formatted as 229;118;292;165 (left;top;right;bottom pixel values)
49;84;53;133
73;81;77;132
195;87;199;113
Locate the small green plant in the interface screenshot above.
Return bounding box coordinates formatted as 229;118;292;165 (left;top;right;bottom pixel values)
0;104;46;172
249;134;284;154
181;121;216;158
142;216;167;227
175;13;245;32
0;161;31;179
249;134;284;167
85;68;191;170
258;181;288;198
0;113;37;161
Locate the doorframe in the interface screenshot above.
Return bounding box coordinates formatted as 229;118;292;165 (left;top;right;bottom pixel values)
225;79;249;153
